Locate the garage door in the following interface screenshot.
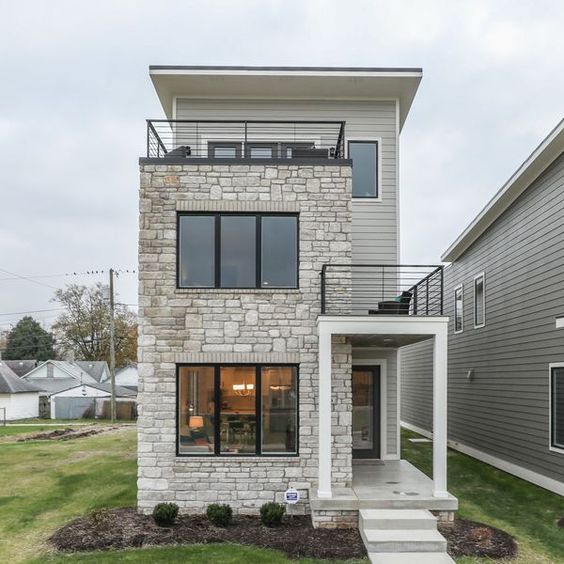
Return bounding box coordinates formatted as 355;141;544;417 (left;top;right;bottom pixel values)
54;397;96;419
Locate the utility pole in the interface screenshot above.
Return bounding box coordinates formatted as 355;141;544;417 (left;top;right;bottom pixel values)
109;268;116;423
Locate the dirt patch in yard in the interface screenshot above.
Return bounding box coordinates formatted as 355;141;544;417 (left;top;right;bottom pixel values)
16;426;120;442
440;518;518;559
49;508;366;560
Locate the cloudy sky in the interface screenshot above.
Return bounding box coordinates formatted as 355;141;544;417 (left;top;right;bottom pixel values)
1;0;563;332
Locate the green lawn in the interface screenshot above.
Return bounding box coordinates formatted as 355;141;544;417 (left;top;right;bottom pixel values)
402;429;564;564
0;428;137;563
2;425;563;563
34;545;364;564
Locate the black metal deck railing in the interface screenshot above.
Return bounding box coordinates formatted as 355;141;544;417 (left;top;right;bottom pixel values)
146;119;346;159
320;264;444;316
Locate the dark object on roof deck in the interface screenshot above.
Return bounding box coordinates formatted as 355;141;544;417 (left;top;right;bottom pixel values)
369;291;413;315
291;147;329;159
165;145;192;158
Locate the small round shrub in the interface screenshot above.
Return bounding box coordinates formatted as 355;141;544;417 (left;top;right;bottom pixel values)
260;502;286;527
152;502;179;527
206;503;233;527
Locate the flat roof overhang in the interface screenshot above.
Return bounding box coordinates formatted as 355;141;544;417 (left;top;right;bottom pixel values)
149;65;422;130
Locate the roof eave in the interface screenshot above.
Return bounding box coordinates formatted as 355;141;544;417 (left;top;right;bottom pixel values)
148;66;422;128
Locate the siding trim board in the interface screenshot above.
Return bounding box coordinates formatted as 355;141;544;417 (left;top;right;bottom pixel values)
401;421;564;497
549;363;564;454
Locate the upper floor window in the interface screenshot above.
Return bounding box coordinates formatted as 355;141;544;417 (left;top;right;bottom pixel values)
551;366;564;452
178;213;298;289
454;285;463;333
349;140;379;198
474;273;486;328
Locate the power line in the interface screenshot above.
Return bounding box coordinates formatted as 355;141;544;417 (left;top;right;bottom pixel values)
0;268;136;283
0;307;65;317
0;267;59;290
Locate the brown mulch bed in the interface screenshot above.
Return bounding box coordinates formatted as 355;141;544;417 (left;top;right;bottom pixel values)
17;426;117;442
50;508;519;560
49;508;366;560
440;518;518;559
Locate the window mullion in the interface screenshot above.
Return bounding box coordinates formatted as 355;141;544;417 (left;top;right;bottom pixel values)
214;366;221;455
215;214;221;288
256;365;262;455
256;215;262;289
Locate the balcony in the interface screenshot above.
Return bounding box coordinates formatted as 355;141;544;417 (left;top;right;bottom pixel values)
320;264;444;316
146;119;345;160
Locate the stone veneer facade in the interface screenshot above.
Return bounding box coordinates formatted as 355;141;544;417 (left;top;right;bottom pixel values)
138;161;353;521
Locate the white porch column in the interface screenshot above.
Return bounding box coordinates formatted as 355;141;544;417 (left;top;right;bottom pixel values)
318;325;332;498
432;327;449;497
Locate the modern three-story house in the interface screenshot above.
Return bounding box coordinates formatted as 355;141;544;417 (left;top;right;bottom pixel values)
138;66;457;560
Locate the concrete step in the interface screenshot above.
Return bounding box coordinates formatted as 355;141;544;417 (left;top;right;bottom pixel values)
368;552;455;563
357;497;457;511
360;509;437;530
361;528;447;553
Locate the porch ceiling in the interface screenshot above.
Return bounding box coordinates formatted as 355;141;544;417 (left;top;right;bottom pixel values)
348;333;433;348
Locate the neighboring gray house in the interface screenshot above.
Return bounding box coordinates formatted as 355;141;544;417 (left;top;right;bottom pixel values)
401;119;564;496
138;66;457;561
3;360;39;377
75;360;111;383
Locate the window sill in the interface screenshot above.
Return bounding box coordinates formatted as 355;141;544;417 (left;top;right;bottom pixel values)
352;197;383;204
177;288;301;294
175;455;300;462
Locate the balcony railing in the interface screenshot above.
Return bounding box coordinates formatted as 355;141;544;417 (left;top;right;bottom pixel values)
320;264;444;316
146;119;346;160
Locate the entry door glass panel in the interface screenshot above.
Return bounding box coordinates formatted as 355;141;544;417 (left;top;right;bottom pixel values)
352;367;380;458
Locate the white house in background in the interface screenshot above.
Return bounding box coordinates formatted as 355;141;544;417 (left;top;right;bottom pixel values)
115;363;138;392
21;360;135;419
0;361;40;420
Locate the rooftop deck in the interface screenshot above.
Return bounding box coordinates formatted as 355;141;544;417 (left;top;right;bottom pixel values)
146;119;345;160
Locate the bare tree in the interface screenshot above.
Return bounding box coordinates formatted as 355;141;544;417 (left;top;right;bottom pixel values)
52;283;137;367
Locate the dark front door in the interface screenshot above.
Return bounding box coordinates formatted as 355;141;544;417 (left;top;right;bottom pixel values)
352;366;381;459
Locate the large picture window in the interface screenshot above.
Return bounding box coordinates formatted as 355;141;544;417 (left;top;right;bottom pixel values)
551;367;564;451
454;285;463;333
178;365;298;456
178;213;298;289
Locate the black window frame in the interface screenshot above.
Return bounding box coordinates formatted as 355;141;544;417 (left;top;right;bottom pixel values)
454;285;464;334
348;139;380;199
176;363;299;457
551;367;564;451
474;273;486;328
177;212;299;290
208;142;243;159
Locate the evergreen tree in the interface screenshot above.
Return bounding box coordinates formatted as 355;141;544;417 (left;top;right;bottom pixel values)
3;316;56;361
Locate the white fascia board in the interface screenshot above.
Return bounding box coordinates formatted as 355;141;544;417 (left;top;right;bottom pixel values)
317;315;449;336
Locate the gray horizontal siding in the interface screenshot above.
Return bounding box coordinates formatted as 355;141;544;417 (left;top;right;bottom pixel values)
400;341;433;432
401;152;564;486
175;98;398;264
